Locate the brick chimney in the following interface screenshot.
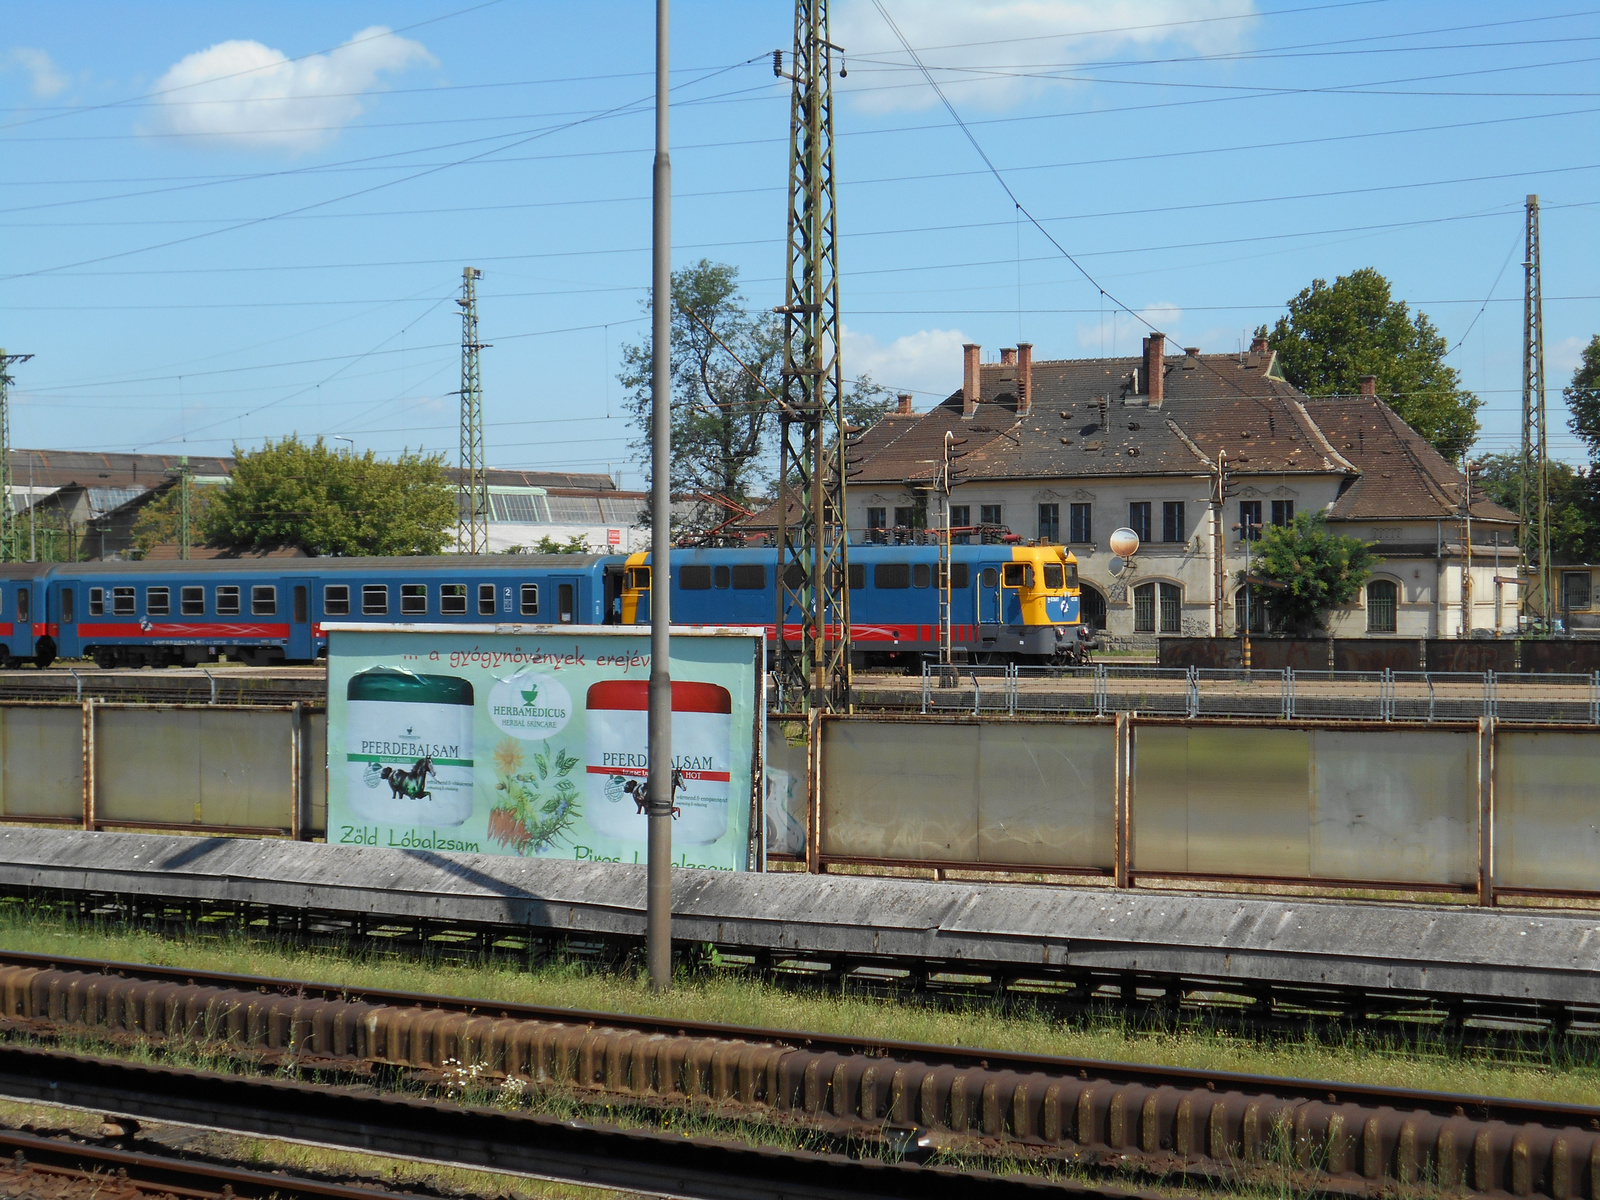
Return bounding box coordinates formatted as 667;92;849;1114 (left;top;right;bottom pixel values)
1016;342;1033;416
1360;374;1377;397
1143;332;1165;407
896;392;913;414
1250;333;1269;354
999;347;1017;365
962;343;980;417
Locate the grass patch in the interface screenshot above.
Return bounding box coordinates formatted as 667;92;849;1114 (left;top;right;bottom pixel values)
0;901;1595;1106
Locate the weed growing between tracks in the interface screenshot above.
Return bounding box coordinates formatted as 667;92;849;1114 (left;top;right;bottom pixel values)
0;900;1596;1107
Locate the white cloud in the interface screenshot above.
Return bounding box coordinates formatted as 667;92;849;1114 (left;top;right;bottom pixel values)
834;0;1256;112
1549;335;1588;383
3;48;69;98
844;325;970;400
144;26;435;151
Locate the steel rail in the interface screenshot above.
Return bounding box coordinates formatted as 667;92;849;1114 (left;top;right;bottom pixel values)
0;1043;1159;1200
0;951;1597;1197
0;1125;404;1198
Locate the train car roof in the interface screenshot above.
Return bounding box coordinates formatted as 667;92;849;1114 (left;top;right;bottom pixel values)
0;553;617;579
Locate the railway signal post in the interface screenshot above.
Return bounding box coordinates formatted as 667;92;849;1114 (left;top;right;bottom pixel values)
0;350;33;563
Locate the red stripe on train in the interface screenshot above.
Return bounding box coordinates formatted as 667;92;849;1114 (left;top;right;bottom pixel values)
75;622;291;639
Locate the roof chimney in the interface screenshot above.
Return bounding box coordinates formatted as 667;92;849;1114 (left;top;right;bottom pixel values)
1143;332;1165;407
1360;374;1377;397
896;392;913;415
1016;342;1033;417
999;347;1017;365
1250;333;1269;355
962;343;980;417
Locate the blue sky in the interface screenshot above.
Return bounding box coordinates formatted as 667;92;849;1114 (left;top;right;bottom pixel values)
2;0;1596;488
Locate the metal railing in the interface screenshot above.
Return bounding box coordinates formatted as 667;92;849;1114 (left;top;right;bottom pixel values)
918;660;1600;724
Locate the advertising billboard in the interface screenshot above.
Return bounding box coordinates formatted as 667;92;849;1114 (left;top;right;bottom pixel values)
326;624;763;870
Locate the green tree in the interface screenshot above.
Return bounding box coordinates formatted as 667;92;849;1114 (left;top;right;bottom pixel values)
1475;451;1600;564
203;436;457;556
622;260;783;533
1564;333;1600;460
1258;267;1480;456
129;480;217;557
1248;513;1378;633
501;534;592;554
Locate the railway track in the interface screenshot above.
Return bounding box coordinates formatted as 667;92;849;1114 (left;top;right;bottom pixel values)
0;949;1596;1198
0;1043;1159;1200
0;1125;407;1199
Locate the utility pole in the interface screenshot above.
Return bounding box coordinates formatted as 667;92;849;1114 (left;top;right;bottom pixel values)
178;455;191;561
1211;451;1230;638
1460;456;1475;637
773;0;850;712
456;267;490;555
0;350;33;563
646;0;675;994
1520;194;1551;630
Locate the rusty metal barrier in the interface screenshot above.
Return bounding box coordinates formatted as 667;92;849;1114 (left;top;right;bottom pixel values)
2;958;1598;1197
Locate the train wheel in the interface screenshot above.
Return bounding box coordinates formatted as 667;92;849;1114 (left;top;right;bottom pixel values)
92;649;118;670
33;638;56;670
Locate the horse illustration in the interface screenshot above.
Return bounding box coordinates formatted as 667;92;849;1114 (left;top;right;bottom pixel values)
621;768;684;818
380;756;437;802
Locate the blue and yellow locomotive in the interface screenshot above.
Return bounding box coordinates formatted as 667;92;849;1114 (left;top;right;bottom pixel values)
0;542;1080;669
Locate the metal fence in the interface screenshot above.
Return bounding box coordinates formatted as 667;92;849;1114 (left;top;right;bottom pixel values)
920;661;1600;724
0;700;324;837
810;711;1600;903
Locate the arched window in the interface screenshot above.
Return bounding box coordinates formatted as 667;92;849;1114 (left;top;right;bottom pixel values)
1134;581;1182;633
1078;583;1107;631
1367;579;1398;633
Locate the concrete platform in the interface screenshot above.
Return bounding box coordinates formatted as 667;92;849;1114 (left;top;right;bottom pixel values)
0;828;1595;1012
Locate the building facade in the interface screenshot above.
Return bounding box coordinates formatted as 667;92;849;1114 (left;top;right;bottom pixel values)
847;337;1519;643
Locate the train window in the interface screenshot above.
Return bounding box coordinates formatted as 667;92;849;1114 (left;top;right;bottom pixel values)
181;586;205;615
1044;563;1065;589
783;563;803;590
362;585;388;616
627;567;650;590
323;585;350;616
520;584;539;615
146;587;170;616
60;588;73;624
911;564;931;589
1065;562;1078;587
252;585;277;616
1001;563;1033;588
713;565;731;589
477;583;495;615
112;587;136;616
88;587;104;617
732;564;766;590
848;563;865;589
874;563;911;589
952;563;970;589
400;584;427;616
440;584;467;615
679;565;712;590
558;583;575;624
294;587;308;624
15;590;28;623
980;568;998;589
216;586;241;615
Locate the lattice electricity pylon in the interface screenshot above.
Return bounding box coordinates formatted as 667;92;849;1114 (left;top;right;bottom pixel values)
1520;195;1551;626
456;267;490;555
0;350;34;563
772;0;849;712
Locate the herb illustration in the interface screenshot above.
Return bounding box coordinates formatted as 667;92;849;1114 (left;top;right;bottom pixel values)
487;737;581;855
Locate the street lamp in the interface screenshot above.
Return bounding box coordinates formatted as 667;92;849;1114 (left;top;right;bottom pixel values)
332;436;354;455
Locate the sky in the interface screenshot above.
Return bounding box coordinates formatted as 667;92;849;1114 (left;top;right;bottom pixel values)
2;0;1596;489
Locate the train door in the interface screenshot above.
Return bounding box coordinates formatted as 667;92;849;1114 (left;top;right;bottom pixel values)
978;566;1001;627
285;576;314;661
51;580;76;658
552;576;580;624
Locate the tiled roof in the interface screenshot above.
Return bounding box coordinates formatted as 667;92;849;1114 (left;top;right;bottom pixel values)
8;450;234;491
852;352;1351;486
1302;397;1518;524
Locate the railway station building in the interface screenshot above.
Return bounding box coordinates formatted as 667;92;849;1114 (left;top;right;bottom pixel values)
845;336;1521;644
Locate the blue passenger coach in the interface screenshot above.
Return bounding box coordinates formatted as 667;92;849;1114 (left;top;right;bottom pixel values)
0;556;615;668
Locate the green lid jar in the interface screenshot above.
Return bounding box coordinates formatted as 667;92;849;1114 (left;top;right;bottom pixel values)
345;666;475;829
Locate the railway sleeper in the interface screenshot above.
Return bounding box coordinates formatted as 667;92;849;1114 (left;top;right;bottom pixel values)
1;962;1599;1198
